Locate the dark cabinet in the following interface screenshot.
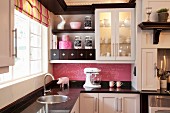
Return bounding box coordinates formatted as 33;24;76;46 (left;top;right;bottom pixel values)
51;49;95;60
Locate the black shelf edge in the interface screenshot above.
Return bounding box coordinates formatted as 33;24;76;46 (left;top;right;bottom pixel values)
92;3;136;9
138;22;170;30
52;29;95;34
138;22;170;44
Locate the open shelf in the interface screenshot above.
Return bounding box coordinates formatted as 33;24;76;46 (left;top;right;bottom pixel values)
138;22;170;44
52;29;95;34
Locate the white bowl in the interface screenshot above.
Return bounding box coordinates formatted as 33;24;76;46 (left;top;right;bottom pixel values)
70;22;81;29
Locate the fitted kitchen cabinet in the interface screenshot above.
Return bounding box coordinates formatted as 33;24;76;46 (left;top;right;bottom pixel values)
95;8;135;62
0;0;14;69
80;93;139;113
99;93;140;113
70;97;79;113
142;49;158;90
99;93;117;113
80;93;99;113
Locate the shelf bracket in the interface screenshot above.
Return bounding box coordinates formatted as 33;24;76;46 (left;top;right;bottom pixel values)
153;29;162;44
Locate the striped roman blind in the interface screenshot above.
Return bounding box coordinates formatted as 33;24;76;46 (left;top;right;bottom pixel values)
14;0;50;26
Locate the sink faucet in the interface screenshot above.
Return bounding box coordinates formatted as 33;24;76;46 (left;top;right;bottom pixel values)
44;73;55;95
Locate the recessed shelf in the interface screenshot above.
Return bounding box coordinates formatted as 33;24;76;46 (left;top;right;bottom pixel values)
138;22;170;44
52;29;95;34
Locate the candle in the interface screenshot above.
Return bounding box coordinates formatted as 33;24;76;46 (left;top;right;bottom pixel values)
161;60;163;70
163;55;166;71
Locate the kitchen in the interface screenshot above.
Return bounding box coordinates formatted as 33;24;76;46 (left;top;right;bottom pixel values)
1;0;170;113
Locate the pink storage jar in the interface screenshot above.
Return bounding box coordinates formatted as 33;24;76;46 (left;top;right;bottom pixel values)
59;35;72;49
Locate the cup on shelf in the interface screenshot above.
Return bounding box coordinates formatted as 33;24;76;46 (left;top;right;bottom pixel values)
126;38;131;43
105;38;109;44
106;52;111;57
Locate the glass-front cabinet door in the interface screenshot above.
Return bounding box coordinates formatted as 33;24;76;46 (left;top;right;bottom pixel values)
95;8;135;61
95;10;114;60
116;9;135;60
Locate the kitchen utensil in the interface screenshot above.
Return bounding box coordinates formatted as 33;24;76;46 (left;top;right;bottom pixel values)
83;68;101;89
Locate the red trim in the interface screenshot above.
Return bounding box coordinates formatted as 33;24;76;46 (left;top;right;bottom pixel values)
15;0;49;26
19;0;23;12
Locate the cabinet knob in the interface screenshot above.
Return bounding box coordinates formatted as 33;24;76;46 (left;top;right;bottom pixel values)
53;53;56;56
89;53;93;56
71;53;74;56
62;53;65;56
80;53;83;56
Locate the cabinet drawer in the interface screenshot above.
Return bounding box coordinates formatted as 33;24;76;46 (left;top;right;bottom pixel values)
77;49;86;60
59;49;69;60
50;49;95;60
51;49;59;60
86;49;95;60
68;50;77;60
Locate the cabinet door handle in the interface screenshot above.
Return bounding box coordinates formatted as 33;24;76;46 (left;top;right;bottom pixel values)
95;98;97;112
117;98;122;112
154;63;157;77
120;98;122;112
12;28;17;57
115;98;118;112
115;43;118;57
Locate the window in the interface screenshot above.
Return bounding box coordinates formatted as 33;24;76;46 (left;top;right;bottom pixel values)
0;10;48;84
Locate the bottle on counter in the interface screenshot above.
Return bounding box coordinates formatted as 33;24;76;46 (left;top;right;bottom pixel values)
85;36;93;49
74;36;82;49
84;16;92;29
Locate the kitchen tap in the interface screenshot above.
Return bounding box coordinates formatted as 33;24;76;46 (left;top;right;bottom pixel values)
44;73;55;95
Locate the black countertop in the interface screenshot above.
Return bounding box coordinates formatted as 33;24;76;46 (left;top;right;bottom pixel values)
20;87;141;113
1;81;170;113
18;80;140;113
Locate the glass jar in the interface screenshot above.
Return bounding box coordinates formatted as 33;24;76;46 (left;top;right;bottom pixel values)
74;36;82;49
84;16;92;29
85;36;93;49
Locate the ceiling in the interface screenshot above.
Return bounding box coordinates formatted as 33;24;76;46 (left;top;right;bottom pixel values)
64;0;129;6
38;0;135;15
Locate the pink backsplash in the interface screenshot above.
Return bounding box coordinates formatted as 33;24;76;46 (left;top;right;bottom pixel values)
53;64;131;81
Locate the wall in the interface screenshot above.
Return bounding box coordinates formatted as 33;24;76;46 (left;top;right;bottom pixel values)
53;64;131;81
141;0;170;48
0;75;44;109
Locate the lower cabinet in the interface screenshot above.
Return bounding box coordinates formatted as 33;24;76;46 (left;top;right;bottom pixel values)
80;93;99;113
99;93;140;113
70;97;80;113
80;93;140;113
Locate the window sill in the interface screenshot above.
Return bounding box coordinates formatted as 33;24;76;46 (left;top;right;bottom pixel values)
0;73;46;89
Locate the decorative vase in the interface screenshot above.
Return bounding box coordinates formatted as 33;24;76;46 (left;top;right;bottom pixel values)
57;15;66;29
158;12;169;22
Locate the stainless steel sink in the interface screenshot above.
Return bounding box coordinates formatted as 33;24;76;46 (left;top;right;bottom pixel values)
37;95;69;104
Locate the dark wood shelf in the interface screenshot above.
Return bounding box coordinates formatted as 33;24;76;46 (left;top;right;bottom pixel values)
138;22;170;44
138;22;170;30
52;29;95;34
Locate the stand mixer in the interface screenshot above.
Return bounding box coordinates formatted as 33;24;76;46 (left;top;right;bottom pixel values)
83;68;101;89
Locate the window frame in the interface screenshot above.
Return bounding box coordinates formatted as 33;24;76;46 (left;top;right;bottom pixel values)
0;10;48;87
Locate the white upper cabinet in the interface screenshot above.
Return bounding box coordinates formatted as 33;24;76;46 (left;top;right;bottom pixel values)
95;8;135;62
142;49;158;90
0;0;14;68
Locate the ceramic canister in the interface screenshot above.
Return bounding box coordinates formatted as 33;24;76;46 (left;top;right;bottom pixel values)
59;35;72;49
